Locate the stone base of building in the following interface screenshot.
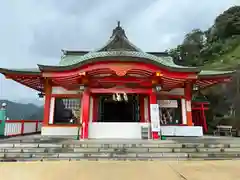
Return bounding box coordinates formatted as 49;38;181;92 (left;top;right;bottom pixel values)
41;124;203;138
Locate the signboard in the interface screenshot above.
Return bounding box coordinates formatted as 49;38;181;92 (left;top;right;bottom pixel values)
158;100;178;108
186;100;191;111
150;104;160;132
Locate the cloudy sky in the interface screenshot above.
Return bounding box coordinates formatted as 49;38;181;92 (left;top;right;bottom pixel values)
0;0;239;104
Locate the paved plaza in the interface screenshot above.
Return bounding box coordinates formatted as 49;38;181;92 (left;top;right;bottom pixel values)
0;160;239;180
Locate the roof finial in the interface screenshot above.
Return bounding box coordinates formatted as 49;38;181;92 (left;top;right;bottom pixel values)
117;21;120;27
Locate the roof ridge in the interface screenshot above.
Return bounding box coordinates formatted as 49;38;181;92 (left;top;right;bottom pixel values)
94;22;143;52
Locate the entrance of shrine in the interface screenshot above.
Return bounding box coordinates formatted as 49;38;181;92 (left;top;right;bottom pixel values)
88;93;144;139
98;94;139;123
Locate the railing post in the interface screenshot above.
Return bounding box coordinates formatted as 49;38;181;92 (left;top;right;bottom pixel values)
21;120;24;135
35;121;38;132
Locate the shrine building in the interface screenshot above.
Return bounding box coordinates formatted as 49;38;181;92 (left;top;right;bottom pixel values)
0;23;235;139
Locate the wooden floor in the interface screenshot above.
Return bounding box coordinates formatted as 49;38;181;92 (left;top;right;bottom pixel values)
1;160;240;180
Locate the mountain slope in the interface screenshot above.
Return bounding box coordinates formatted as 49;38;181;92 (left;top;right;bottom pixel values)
204;44;240;70
0;100;43;120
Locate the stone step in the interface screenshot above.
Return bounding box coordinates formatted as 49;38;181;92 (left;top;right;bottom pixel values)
2;142;240;148
1;139;240;161
1;151;240;159
2;147;240;153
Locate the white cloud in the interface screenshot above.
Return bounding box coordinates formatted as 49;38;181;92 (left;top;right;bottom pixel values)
0;0;239;102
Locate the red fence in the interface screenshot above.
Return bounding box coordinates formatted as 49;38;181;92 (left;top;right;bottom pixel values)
3;120;42;136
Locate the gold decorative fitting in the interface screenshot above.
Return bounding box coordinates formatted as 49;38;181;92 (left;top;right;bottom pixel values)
79;72;86;76
156;72;161;76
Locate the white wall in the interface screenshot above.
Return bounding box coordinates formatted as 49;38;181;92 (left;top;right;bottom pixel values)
41;125;203;137
88;123;150;139
41;127;80;136
23;122;36;134
161;126;203;136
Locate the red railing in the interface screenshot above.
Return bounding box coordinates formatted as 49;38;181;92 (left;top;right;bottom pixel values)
2;120;42;137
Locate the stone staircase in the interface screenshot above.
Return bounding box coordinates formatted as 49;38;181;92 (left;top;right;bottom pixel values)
1;137;240;161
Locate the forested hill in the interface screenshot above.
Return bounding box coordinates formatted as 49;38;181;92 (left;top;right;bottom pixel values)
168;6;240;69
168;6;240;131
0;100;43;120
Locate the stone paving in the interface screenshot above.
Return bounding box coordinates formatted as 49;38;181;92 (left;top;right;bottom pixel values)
0;160;239;180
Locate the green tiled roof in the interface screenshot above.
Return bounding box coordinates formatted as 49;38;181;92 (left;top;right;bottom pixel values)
0;68;40;75
59;51;196;70
192;95;209;102
199;70;235;77
55;23;198;71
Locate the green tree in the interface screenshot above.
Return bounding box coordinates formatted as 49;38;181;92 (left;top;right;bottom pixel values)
169;29;206;66
168;6;240;129
213;6;240;40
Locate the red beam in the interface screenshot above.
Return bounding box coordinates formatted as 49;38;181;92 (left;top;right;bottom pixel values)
158;94;185;99
43;61;196;79
5;74;41;78
90;88;153;94
192;108;209;110
192;102;209;105
90;76;148;82
51;94;82;98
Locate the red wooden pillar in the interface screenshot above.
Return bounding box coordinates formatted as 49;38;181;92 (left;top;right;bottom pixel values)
139;95;145;123
92;95;99;122
43;79;52;126
81;90;90;139
201;103;208;133
149;93;159;139
184;83;193;126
